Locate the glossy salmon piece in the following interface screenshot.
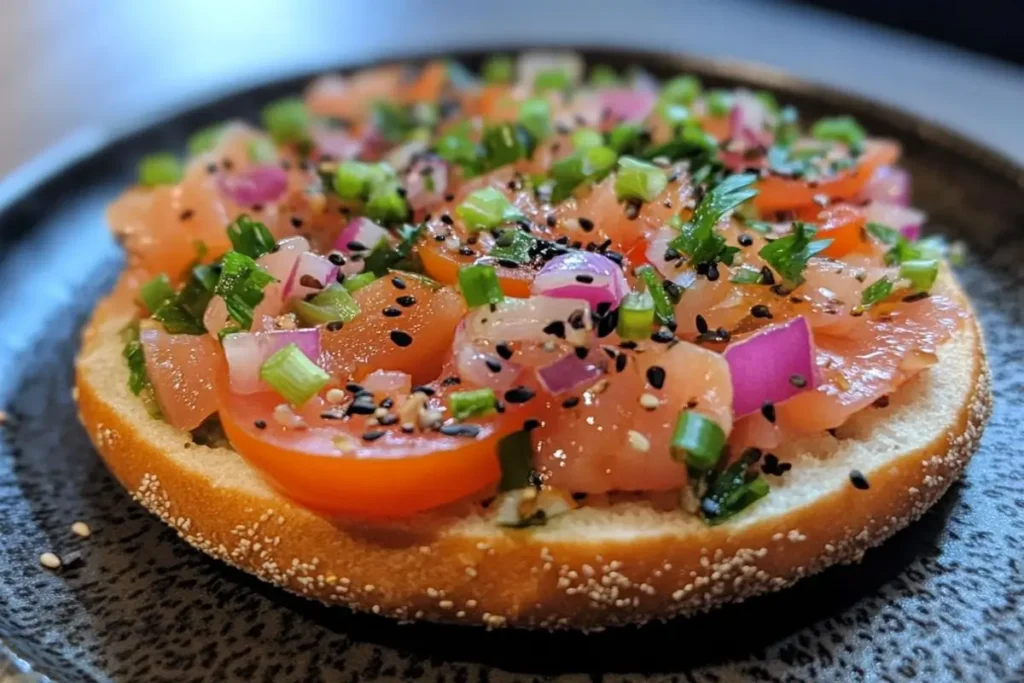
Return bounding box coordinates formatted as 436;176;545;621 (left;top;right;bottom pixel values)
533;341;732;493
138;322;220;431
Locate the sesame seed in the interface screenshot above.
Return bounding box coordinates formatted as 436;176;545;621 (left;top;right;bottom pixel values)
575;274;594;284
615;354;628;373
39;552;61;570
326;388;346;404
362;430;385;442
789;374;807;388
71;521;92;538
504;386;536;404
439;423;481;438
695;315;708;334
760;402;776;423
542;320;566;338
390;330;413;347
523;418;541;431
326;320;344;332
639;393;660;410
485;358;502;373
849;470;870;490
738;233;753;246
627;430;650;452
253;419;267;430
646;366;666;389
495;343;513;360
383;307;402;317
396;295;417;307
578;217;594;232
561;396;580;409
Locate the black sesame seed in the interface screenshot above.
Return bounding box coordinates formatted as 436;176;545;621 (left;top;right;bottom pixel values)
383;307;402;317
751;304;773;319
378;414;399;426
441;375;462;386
459;246;476;257
574;346;589;360
485;358;503;373
347;240;366;251
496;343;513;360
391;276;407;289
362;430;386;442
396;295;416;307
380;398;394;409
760;401;777;423
345;382;364;393
760;266;776;285
347;401;376;416
542;320;567;339
328;252;345;265
695;315;709;334
504;386;536;404
738;233;753;247
562;396;580;409
615;354;628;373
440;424;481;438
873;395;890;408
411;385;436;396
707;264;720;281
291;216;304;229
646;366;666;390
179;209;194;221
440;214;454;225
849;470;870;490
390;330;413;347
651;329;674;343
523;418;541;431
575;274;594;284
326;321;345;332
595;301;612;316
254;420;266;430
619;340;638;350
546;214;557;228
444;193;455;202
497;258;520;269
789;374;807;388
578;217;594;232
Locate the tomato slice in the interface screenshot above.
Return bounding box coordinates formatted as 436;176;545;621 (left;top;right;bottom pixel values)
754;140;900;214
215;368;515;517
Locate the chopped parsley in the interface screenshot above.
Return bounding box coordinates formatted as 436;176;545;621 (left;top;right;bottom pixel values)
811;115;866;148
152;264;218;335
226;215;276;259
860;276;893;307
758;222;831;288
700;449;769;525
362;223;425;276
489;228;536;264
636;265;677;328
214;251;276;330
670;173;758;266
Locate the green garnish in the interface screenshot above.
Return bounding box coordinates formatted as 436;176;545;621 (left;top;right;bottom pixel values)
670;173;757;266
434;125;481;176
588;64;620;86
775;106;800;147
456;187;524;231
371;100;415;143
758;222;831;288
489;228;536;264
482;55;514;84
364;185;409;224
449;388;497;420
261;98;310;144
549;145;617;202
139;274;175;314
899;259;938;294
517;98;552;141
811;115;866;148
866;222;933;266
333;161;394;201
534;69;570;92
214;251;276;330
705;90;733;117
138;153;182;187
571;128;604;150
482;123;534;170
670;411;725;471
226;215;276;259
248;137;278;163
259;343;329;406
151;264;218;335
861;276;893;306
636;265;676;328
458;264;504;308
362;223;424;276
497;430;533;492
187;124;225;156
660;75;702;105
614;156;667;202
121;324;161;418
659;103;691;129
729;266;764;285
342;272;377;292
700;449;769;525
294;284;361;325
607;123;645;154
616;291;656;340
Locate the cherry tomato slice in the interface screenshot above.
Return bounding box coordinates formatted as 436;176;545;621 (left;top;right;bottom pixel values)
811;204;867;259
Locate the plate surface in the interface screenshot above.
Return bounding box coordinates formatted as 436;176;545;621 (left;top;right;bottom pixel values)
1;49;1023;683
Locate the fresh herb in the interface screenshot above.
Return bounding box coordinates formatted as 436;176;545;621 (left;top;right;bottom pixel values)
866;221;929;266
362;223;424;275
534;69;570;93
139;274;175;314
758;221;831;287
342;271;377;292
670;173;758;266
261;98;310;144
214;251;276;330
571;128;604;150
549;145;617;202
588;64;620;87
449;388;497;420
333;161;394;201
614;156;667;202
482;123;534;170
607;123;645;154
489;228;536;264
636;265;676;328
704;90;733;117
616;290;656;340
860;276;893;306
899;259;938;294
187;124;225;156
700;449;769;525
482;55;514;84
121;322;161;417
434;124;481;176
497;430;534;492
517;98;552;141
294;284;362;325
152;264;218;335
811;115;866;148
364;185;409;224
456;187;525;231
226;215;276;259
458;263;505;308
371;100;416;143
138;153;182;187
660;75;702;106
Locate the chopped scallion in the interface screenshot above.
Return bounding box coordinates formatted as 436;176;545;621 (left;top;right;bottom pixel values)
549;145;617;202
259;343;329;406
226;215;276;259
294;284;361;325
517;98;552;141
571;128;604;150
138;153;182;187
860;276;893;306
456;187;524;231
636;265;676;327
488;228;536;264
616;291;656;340
261;97;310;144
214;251;276;330
498;430;533;491
342;272;377;292
614;156;667;203
705;90;733;118
187;124;225;156
660;75;702;105
670;411;725;471
482;55;514;84
482;123;533;170
364;185;409;224
700;449;769;525
729;266;764;285
899;259;938;293
458;264;504;308
811;115;866;147
139;274;175;314
449;388;497;420
588;64;620;86
534;68;570;92
607;123;645;154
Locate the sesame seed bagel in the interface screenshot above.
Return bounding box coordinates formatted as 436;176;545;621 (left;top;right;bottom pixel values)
74;271;990;630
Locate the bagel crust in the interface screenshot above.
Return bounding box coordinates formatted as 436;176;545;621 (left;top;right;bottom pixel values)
74;274;991;630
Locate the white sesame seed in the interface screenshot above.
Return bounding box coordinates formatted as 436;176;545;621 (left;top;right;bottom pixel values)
627;430;650;452
325;388;346;404
39;552;61;569
71;521;91;538
639;394;660;410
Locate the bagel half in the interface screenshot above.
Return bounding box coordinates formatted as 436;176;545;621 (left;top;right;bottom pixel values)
74;272;991;630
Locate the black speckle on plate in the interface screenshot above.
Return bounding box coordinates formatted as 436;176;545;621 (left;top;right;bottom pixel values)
1;48;1023;682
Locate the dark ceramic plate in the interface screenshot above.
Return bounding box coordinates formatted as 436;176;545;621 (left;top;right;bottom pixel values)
1;48;1023;683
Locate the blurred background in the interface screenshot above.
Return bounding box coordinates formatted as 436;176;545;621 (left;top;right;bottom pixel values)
1;0;1022;182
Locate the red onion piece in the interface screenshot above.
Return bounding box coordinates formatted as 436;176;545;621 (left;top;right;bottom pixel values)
311;128;363;162
533;252;628;311
597;88;656;122
864;201;925;241
282;252;339;301
862;166;910;206
223;328;321;395
333;216;389;255
723;316;817;417
217;165;288;206
536;353;603;395
727;91;774;149
405;157;449;211
362;370;412;396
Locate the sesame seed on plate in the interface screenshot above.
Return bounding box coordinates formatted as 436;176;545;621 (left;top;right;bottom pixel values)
39;552;61;570
71;521;91;538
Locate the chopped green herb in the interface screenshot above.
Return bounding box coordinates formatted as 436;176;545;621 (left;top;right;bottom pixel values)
187;124;225;156
226;215;276;259
497;430;533;491
700;449;769;525
294;284;362;325
866;221;929;266
458;264;504;308
670;173;758;266
333;160;392;201
371;100;415;143
617;290;656;340
214;251;276;330
342;271;377;292
489;228;536;264
517;98;552;141
549;145;617;202
248;137;278;163
364;185;409;224
362;223;424;275
434;125;481;176
860;276;893;306
660;75;702;105
152;264;218;335
670;411;725;471
456;187;524;231
138;153;182;187
571;128;604;150
482;55;514;84
534;69;570;92
705;90;733;118
636;265;676;328
775;106;800;147
261;98;310;144
449;388;497;420
899;259;938;294
121;325;161;418
615;156;667;203
758;222;831;287
729;266;764;284
259;343;329;406
811;115;866;147
139;274;175;314
482;123;534;170
588;64;620;87
607;123;645;154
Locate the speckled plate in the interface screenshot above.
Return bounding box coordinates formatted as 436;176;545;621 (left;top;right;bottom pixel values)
1;48;1023;683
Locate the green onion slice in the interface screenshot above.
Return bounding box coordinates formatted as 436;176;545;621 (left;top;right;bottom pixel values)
139;274;175;314
614;156;667;203
899;259;938;294
456;187;524;231
342;272;377;292
449;388;497;420
458;264;504;308
616;291;656;340
138;153;182;187
635;265;676;327
261;97;310;144
259;343;330;406
294;284;361;325
670;411;725;471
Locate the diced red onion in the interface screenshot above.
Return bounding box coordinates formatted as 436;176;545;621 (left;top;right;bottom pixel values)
864;201;925;241
362;370;412;396
597;88;656;123
311;128;363;162
728;91;774;149
223;328;321;395
862;165;910;206
282;252;339;301
405;157;449;211
723;316;818;417
533;252;628;311
333;216;389;255
217;165;288;206
536;352;603;395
